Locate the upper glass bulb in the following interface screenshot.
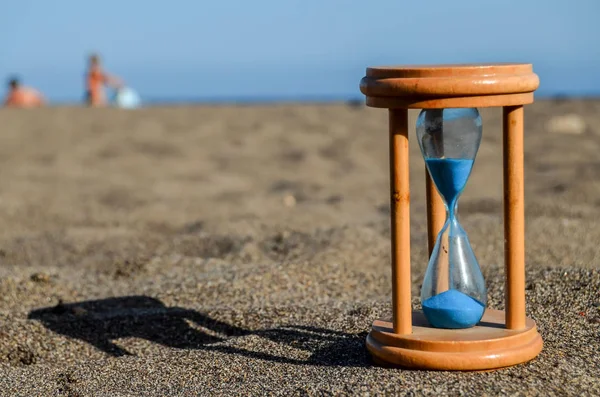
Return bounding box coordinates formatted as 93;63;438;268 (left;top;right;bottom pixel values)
416;108;482;162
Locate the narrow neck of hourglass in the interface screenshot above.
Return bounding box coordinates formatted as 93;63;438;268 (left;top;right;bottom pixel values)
446;198;459;220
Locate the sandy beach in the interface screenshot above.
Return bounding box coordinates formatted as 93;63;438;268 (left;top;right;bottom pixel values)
0;101;598;396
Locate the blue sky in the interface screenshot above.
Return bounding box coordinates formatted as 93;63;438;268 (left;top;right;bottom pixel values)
1;0;599;102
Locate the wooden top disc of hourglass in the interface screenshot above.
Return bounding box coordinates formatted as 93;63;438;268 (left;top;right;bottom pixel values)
360;63;539;109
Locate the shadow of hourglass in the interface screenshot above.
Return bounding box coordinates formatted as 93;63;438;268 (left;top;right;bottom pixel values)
28;296;368;367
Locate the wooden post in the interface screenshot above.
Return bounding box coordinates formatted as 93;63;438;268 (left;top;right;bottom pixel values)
503;105;526;330
389;109;411;334
426;172;446;255
424;109;447;285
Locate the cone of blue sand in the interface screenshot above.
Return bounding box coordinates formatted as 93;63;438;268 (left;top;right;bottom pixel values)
422;289;485;329
425;158;474;208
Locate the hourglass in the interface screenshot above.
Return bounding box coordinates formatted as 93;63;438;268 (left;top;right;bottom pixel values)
360;64;543;370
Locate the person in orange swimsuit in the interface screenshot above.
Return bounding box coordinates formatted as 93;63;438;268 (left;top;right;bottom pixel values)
3;78;45;108
85;54;122;106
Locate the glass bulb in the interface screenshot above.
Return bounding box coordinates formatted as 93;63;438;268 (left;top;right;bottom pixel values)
417;108;487;329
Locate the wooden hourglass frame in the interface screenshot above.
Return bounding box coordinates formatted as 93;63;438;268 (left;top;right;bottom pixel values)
360;63;543;371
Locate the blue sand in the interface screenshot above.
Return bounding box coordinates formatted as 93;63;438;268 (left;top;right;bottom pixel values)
422;289;485;329
425;158;474;209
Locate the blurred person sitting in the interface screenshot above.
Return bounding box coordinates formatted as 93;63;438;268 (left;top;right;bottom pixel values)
3;77;45;108
85;53;123;106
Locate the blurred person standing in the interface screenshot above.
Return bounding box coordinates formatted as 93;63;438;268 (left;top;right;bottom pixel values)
3;77;45;108
85;53;122;106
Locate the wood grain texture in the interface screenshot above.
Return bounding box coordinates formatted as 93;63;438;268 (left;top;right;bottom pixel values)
365;93;534;109
366;309;543;370
503;106;527;330
389;109;412;334
365;63;534;79
426;171;445;255
424;110;446;257
361;75;539;97
361;63;539;108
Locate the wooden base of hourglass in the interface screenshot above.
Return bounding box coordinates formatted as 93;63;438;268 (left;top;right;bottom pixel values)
366;309;543;371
